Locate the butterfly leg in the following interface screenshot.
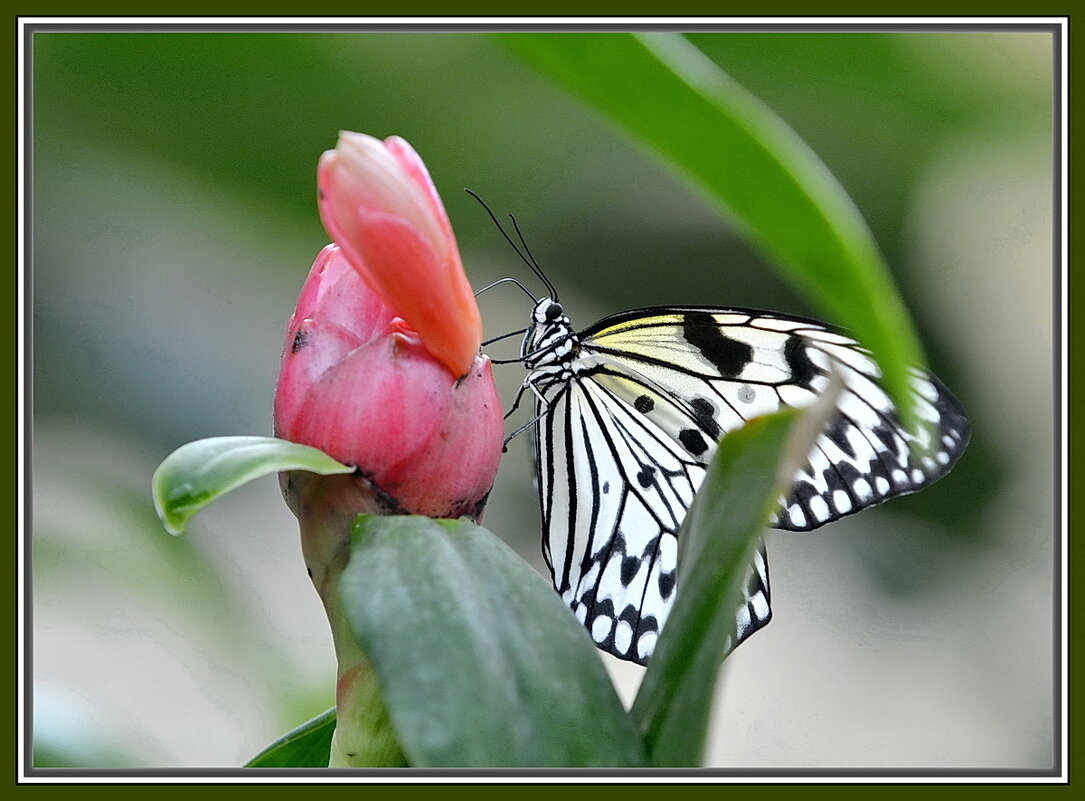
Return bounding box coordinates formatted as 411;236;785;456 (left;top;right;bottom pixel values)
503;382;529;420
503;390;550;450
502;376;555;450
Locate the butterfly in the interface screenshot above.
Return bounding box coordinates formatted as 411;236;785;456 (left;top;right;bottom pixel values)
471;195;970;665
511;296;970;665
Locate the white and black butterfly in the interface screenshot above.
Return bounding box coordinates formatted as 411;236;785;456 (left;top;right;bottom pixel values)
514;296;969;665
475;197;970;666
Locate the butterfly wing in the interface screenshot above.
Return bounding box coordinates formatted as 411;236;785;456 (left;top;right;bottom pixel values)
581;307;970;530
533;371;771;664
535;306;968;664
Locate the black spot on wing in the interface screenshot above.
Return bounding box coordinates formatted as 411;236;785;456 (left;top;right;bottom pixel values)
832;458;865;490
588;598;615;642
620;555;640;586
618;604;640;623
636;465;656;488
679;428;708;456
658;569;675;600
682;312;753;378
784;335;822;388
820;461;850;495
824;415;856;458
744;600;762;631
745;566;764;597
690;397;721;438
871;422;899;453
634;394;655;413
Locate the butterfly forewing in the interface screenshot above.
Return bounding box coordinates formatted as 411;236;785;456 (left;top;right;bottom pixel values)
582;308;969;531
523;302;969;664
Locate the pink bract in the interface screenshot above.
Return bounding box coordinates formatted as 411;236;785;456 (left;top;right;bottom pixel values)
317;132;483;378
275;245;502;520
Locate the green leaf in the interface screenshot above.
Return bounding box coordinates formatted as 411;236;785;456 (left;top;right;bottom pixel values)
632;387;838;766
339;515;646;767
151;436;353;535
499;32;923;428
245;708;336;768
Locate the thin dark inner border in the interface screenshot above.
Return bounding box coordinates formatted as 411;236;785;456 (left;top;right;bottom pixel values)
18;16;1067;782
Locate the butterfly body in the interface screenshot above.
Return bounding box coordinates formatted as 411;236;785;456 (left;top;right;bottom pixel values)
520;299;579;387
518;297;970;665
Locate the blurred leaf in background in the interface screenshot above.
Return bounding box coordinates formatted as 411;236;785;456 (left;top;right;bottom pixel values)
31;28;1055;769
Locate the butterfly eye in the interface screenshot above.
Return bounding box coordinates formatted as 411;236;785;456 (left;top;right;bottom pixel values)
545;302;564;322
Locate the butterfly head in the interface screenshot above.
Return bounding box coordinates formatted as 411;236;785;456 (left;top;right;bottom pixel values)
533;298;565;324
522;297;578;371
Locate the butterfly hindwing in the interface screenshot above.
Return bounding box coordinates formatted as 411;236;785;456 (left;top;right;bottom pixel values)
534;370;772;664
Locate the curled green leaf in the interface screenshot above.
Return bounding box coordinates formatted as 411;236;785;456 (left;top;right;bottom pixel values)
151;436;353;535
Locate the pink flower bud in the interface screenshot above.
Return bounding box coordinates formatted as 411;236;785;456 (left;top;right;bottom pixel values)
274;244;503;520
318;132;482;379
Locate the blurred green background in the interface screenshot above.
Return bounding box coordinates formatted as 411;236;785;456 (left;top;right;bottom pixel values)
31;30;1055;769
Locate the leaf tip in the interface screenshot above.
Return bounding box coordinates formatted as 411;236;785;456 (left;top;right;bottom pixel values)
150;464;186;536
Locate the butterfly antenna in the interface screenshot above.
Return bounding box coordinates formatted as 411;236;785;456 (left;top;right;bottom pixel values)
465;188;532;269
508;213;559;302
481;327;529;347
475;276;537;302
466;188;556;301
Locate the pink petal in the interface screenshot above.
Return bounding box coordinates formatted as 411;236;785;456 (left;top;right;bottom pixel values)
351;207;482;379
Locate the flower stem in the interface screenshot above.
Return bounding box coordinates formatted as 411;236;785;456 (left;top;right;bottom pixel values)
325;598;405;767
290;471;407;767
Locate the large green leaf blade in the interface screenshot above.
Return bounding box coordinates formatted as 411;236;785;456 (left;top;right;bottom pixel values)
152;436;353;534
245;708;337;768
339;515;646;767
499;32;923;427
632;380;840;766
